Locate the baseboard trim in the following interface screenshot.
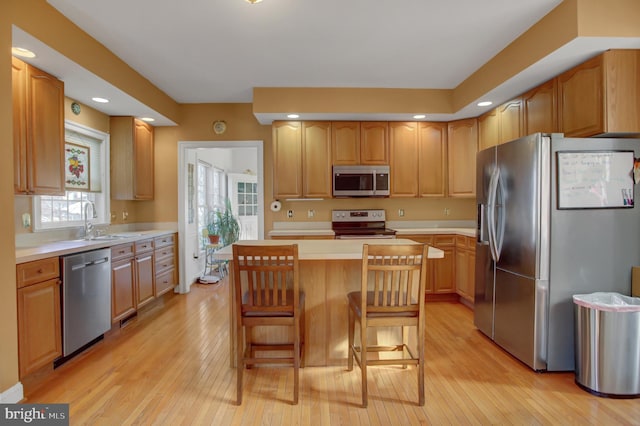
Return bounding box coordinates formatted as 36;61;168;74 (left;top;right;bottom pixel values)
0;382;24;403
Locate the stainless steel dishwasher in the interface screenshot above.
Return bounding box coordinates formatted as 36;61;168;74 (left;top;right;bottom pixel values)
61;248;111;356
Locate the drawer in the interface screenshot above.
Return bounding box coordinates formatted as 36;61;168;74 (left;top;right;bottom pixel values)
111;243;134;262
466;236;477;250
433;235;455;246
135;239;154;254
455;235;467;248
154;245;175;262
155;257;175;276
155;269;176;297
16;257;60;288
154;233;175;249
404;235;433;244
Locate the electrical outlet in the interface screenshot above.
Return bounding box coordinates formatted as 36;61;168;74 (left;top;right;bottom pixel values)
307;209;315;218
287;210;294;218
398;209;405;217
122;210;129;220
444;208;450;216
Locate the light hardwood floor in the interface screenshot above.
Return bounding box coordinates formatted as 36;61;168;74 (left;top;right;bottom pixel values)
23;279;640;425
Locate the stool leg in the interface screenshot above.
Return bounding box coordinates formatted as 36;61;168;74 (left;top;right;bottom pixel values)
347;306;355;371
360;319;368;408
236;323;244;405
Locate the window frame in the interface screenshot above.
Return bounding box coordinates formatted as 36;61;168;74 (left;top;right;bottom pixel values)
33;121;110;231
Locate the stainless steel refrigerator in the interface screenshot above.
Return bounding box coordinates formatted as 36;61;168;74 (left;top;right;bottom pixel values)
475;133;640;371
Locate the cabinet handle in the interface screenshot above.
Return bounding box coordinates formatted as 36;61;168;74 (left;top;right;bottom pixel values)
37;268;43;274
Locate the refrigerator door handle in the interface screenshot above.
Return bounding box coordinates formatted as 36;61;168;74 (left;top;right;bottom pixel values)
487;167;500;261
494;170;506;260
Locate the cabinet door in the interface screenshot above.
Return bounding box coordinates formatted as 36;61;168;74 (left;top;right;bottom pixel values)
455;247;470;300
478;109;499;151
447;118;477;198
498;98;523;145
17;278;62;377
134;119;154;200
523;79;557;135
135;254;155;308
360;122;389;164
433;235;456;293
418;122;446;198
302;121;332;198
389;122;418;197
112;258;136;323
557;55;604;137
331;122;360;165
12;57;28;194
26;62;65;195
272;121;302;198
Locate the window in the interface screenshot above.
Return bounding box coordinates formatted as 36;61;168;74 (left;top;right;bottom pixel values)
34;121;109;230
237;182;258;216
197;160;226;246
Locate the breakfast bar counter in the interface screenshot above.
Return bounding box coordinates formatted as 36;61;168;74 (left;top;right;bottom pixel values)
214;239;444;367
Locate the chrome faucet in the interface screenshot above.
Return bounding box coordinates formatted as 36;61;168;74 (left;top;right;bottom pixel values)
83;201;97;239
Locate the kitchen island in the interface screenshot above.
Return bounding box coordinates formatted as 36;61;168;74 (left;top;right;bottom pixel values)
214;239;444;367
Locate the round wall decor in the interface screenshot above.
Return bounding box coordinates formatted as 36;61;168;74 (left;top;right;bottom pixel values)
213;120;227;134
71;102;81;115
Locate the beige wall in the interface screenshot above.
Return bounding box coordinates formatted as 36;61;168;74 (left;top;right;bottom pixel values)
1;1;19;396
4;0;640;396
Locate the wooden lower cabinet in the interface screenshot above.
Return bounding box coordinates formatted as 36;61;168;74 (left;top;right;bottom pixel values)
16;257;62;378
403;235;455;294
111;257;136;322
455;236;476;303
135;252;155;308
154;233;177;296
270;235;335;240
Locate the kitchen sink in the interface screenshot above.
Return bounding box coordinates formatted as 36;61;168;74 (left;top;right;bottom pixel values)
90;232;145;241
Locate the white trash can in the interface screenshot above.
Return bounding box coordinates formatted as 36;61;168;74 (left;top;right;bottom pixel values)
573;292;640;398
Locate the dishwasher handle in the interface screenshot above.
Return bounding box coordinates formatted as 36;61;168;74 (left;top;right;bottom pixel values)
70;256;109;271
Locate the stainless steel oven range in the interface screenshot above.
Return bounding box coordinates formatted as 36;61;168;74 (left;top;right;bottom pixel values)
331;209;396;239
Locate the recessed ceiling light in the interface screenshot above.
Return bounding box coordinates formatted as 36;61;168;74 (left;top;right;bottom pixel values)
245;0;263;3
91;97;109;103
140;117;155;122
477;101;493;107
12;47;36;58
287;114;300;119
413;114;426;119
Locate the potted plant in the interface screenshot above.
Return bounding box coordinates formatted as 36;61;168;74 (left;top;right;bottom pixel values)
207;198;240;246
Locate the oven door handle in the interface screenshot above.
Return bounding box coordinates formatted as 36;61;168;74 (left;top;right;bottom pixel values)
335;234;396;239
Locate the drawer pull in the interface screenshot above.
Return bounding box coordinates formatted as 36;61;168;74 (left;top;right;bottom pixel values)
37;269;43;274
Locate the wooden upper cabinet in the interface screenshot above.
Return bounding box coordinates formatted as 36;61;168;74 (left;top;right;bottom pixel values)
558;50;640;136
478;109;499;151
498;98;523;144
360;122;389;164
478;99;522;150
12;57;65;195
331;121;389;165
447;118;477;198
302;121;332;198
389;122;418;197
523;78;557;135
331;121;360;165
272;121;302;198
418;122;446;198
110;117;155;200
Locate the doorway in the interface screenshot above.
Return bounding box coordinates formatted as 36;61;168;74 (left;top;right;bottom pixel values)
177;141;264;293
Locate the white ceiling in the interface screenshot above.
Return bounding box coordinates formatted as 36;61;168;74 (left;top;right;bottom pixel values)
10;1;640;125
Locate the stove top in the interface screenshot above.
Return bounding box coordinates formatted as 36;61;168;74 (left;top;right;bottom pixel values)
331;209;396;236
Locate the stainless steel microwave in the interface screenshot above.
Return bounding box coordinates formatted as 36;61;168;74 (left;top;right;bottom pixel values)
332;165;390;197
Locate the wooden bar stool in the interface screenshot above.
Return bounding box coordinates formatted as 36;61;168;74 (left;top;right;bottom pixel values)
232;244;305;405
347;243;428;407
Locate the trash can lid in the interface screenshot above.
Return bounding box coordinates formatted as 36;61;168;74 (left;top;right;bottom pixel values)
573;292;640;312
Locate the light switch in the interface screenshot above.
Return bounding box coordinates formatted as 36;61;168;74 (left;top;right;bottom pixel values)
21;213;31;228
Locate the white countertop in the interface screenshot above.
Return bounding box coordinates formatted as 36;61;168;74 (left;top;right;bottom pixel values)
212;238;444;261
268;227;476;238
15;230;175;264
